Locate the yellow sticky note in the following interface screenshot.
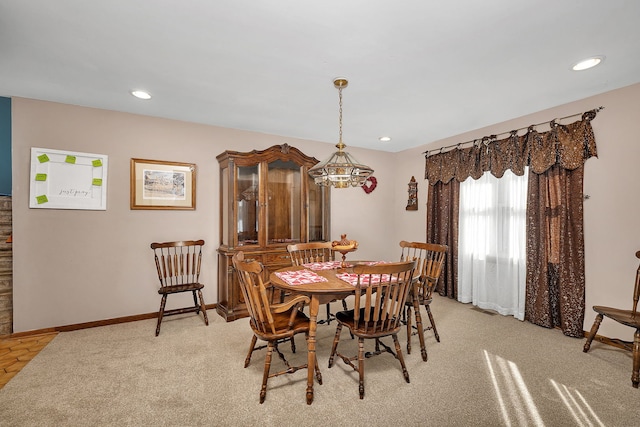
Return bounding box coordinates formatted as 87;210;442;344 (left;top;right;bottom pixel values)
92;178;102;186
38;154;50;163
92;159;103;167
65;155;76;164
36;195;48;204
35;173;47;181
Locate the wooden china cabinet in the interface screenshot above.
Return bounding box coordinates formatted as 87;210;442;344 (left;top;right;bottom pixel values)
216;144;330;321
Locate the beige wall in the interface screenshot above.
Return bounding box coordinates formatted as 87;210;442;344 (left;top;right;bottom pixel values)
394;82;640;340
11;98;396;332
12;82;640;340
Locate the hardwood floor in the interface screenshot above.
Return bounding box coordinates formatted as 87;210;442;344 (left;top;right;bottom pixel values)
0;333;57;389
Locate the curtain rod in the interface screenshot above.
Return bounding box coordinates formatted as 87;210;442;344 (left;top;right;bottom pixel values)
423;106;604;156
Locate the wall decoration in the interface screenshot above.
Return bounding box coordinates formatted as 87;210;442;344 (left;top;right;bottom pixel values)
406;176;418;210
29;147;108;210
362;176;377;194
130;158;196;210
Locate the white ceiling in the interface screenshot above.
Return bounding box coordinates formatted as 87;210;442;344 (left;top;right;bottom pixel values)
1;1;639;152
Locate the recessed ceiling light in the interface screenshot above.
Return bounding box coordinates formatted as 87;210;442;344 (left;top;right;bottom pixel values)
131;90;151;100
572;56;604;71
379;136;392;142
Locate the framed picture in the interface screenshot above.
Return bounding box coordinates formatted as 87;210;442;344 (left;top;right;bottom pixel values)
29;147;108;210
130;158;196;210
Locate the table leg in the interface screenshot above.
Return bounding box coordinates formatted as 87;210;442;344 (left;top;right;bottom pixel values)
306;296;319;405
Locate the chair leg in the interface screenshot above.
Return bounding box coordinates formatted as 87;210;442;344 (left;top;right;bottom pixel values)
340;299;354;339
425;304;439;342
245;335;258;368
326;303;332;325
260;342;274;404
358;337;365;399
393;334;410;384
632;329;640;388
309;334;323;385
155;294;167;336
413;301;428;362
328;323;343;368
583;313;603;353
197;289;209;325
192;290;199;313
405;305;413;354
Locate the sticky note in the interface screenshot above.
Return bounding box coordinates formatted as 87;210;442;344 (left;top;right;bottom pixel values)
65;155;76;164
38;154;50;163
35;173;47;181
92;159;103;167
92;178;102;186
36;195;48;204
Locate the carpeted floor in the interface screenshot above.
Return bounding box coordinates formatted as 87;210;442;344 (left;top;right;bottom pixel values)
0;295;636;426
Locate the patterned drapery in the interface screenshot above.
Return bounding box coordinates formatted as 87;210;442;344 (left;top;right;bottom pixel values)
424;110;598;337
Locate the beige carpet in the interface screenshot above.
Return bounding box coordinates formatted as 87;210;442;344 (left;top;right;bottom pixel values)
0;295;636;426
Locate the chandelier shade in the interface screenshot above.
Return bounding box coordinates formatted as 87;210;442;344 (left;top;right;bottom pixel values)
308;78;374;188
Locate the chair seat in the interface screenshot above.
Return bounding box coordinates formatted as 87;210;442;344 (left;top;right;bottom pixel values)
336;308;402;338
252;308;311;341
158;283;204;295
593;306;640;329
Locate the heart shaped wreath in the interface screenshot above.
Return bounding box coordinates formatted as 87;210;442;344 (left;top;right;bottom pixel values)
362;176;377;194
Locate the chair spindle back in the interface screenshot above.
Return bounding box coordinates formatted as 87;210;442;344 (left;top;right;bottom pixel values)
287;242;334;266
233;252;277;335
399;241;448;299
151;240;204;288
350;261;416;335
632;251;640;314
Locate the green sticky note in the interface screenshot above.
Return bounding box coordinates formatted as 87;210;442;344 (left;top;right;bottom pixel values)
65;155;76;164
38;154;50;163
36;195;48;204
92;159;103;167
92;178;102;186
35;173;47;181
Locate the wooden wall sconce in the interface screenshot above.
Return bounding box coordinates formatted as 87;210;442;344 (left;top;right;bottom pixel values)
406;176;418;211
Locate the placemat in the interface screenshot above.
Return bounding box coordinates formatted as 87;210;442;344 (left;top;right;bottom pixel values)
275;269;328;286
302;261;346;270
336;273;394;286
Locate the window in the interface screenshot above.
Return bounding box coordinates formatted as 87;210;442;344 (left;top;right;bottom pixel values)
458;169;528;319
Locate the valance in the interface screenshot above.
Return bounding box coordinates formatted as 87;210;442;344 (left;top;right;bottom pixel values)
424;110;598;185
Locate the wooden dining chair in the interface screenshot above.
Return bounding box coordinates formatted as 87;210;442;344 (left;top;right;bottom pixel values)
287;242;348;324
328;260;416;399
583;250;640;388
150;240;209;336
232;251;322;403
399;241;448;361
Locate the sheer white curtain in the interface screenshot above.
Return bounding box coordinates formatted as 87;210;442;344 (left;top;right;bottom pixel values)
458;169;528;320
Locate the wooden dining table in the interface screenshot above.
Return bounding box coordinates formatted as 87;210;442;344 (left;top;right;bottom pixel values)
269;263;357;405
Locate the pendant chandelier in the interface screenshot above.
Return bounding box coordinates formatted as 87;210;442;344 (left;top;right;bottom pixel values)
308;78;374;188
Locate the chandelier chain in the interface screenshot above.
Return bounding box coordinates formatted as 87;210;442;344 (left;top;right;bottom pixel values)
338;85;343;145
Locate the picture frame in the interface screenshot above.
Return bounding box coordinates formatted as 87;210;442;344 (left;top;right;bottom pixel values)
29;147;108;210
130;158;196;210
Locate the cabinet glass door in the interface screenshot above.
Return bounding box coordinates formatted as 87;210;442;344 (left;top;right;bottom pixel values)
267;159;301;245
236;165;259;246
308;176;328;242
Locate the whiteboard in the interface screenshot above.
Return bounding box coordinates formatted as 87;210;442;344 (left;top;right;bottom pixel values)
29;147;108;210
